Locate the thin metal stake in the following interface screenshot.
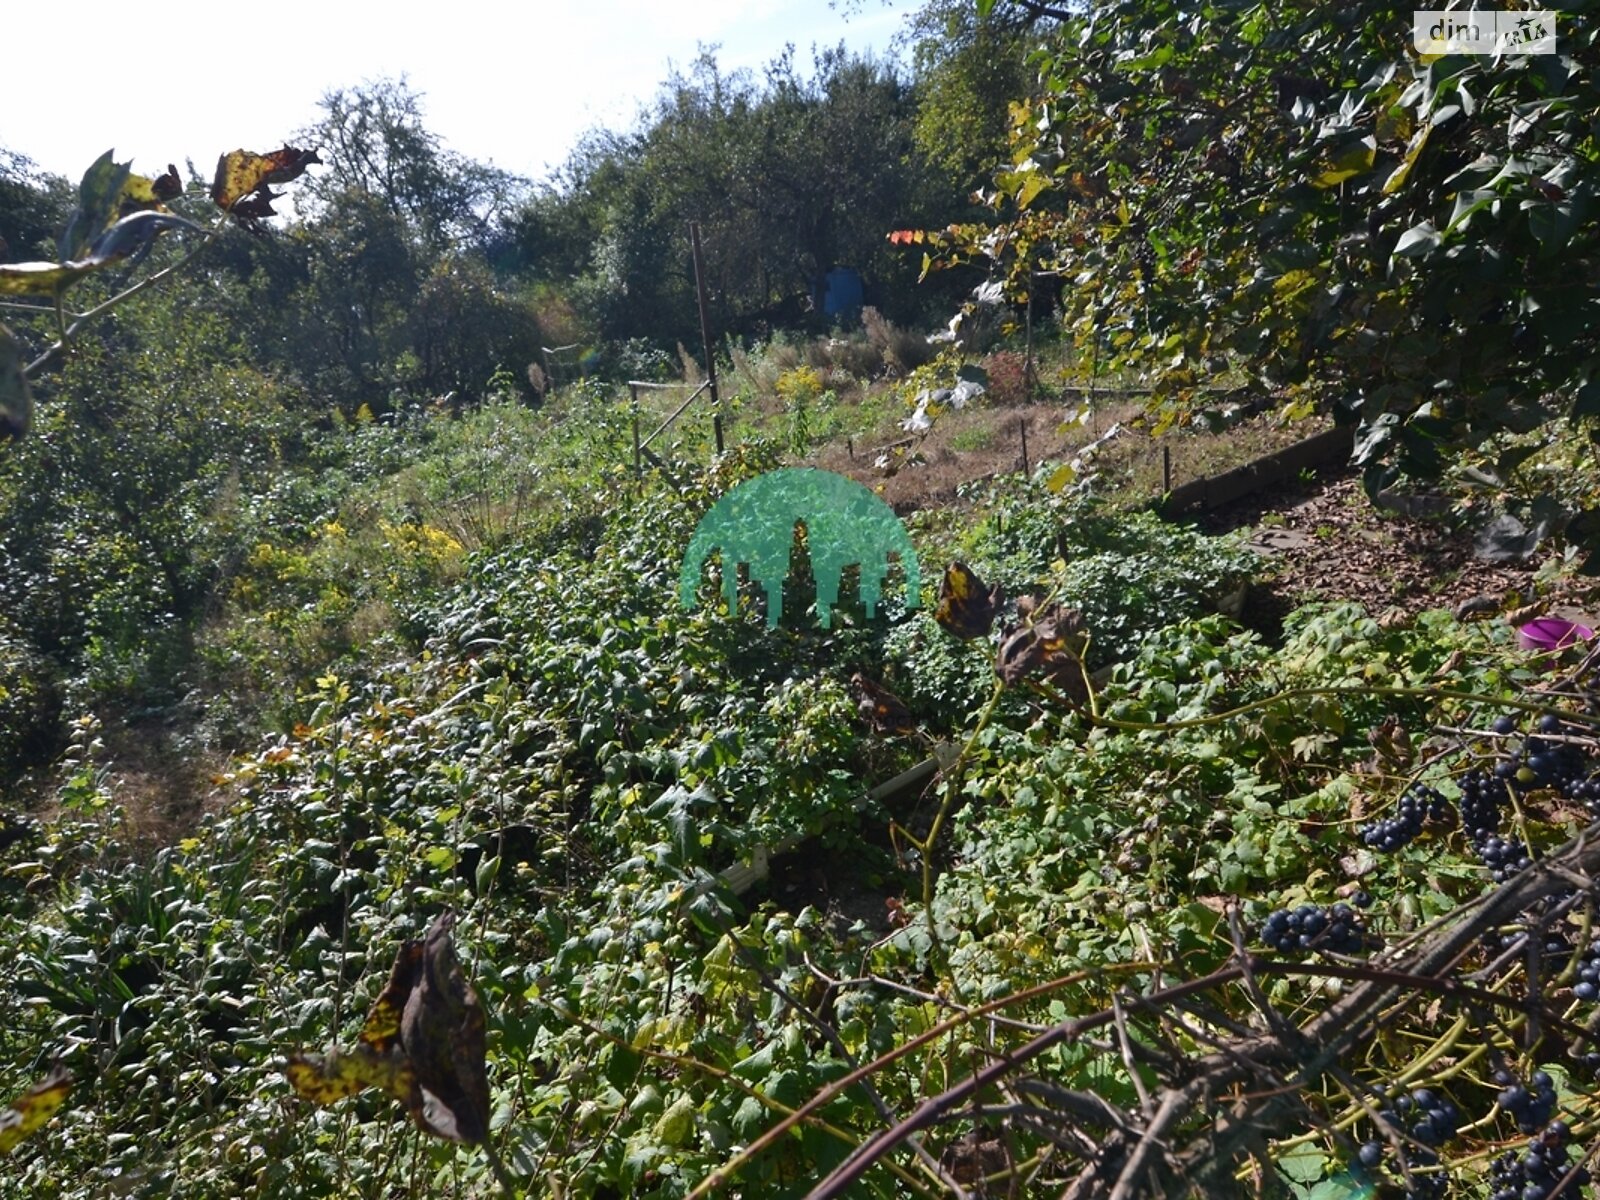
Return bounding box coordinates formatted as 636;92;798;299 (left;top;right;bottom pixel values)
631;384;641;476
690;222;721;457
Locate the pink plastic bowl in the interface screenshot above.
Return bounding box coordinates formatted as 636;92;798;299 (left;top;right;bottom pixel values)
1516;617;1596;652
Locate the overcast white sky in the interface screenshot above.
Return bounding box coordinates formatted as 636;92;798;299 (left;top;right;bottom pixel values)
2;0;922;186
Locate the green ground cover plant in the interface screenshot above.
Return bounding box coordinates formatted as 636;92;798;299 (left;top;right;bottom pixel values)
5;411;1599;1197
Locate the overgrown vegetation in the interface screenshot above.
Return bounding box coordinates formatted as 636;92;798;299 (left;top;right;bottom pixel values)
6;2;1600;1197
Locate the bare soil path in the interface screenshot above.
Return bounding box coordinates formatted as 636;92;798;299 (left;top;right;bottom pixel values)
1198;468;1554;638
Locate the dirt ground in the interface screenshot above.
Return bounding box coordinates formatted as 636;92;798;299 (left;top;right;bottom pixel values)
810;397;1327;515
1199;468;1600;639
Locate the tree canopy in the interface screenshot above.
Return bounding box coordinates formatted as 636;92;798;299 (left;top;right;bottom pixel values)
919;0;1600;560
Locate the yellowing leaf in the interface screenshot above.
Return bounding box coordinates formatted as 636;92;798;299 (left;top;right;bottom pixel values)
1313;136;1377;188
116;165;182;220
0;1065;72;1155
282;913;488;1145
1383;126;1431;195
653;1094;697;1147
211;147;321;214
0;261;96;296
1046;463;1077;493
934;562;1003;641
423;845;458;871
359;941;420;1056
286;1046;413;1106
1014;172;1049;211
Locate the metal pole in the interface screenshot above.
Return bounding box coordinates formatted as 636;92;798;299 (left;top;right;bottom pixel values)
690;222;722;454
1020;418;1030;476
631;383;641;476
1025;272;1036;395
1162;444;1172;493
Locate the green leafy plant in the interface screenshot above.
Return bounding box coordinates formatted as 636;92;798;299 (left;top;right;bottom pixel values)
914;0;1600;565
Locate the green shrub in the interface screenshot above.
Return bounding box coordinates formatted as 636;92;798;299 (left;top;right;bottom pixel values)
0;623;61;777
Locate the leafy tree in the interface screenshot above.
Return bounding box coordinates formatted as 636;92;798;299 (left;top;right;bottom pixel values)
906;0;1045;194
297;77;528;253
410;255;546;400
0;150;70;263
921;0;1600;559
221;80;543;409
512;45;957;347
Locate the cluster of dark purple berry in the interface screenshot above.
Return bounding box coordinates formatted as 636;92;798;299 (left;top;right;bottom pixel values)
1488;1120;1589;1200
1363;712;1599;883
1361;1145;1447;1199
1359;782;1451;852
1259;901;1368;956
1353;1076;1584;1200
1572;772;1600;818
1475;833;1536;883
1495;713;1591;794
1352;1091;1455;1197
1495;1068;1557;1134
1374;1086;1463;1148
1456;767;1503;842
1575;937;1600;1002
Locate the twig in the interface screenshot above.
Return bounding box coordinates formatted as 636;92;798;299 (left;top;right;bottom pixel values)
727;932;971;1197
24;221;221;377
804;825;1600;1198
1109;994;1155;1118
1106;1084;1190;1200
481;1139;521;1198
682;969;1110;1200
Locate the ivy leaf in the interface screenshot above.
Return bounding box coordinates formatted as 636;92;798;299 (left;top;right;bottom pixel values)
0;1064;72;1155
1306;1176;1373;1200
1277;1145;1327;1184
0;322;33;440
